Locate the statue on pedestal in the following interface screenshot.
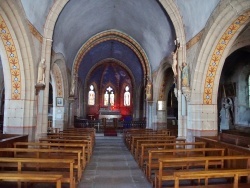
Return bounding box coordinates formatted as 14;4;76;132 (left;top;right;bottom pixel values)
35;59;46;94
180;62;190;87
37;59;46;85
70;73;77;97
146;80;152;101
220;97;234;131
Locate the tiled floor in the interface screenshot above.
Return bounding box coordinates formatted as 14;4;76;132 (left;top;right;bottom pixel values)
78;133;152;188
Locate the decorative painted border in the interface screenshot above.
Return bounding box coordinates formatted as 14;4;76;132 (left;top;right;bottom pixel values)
53;64;63;97
28;21;43;43
203;12;250;104
0;14;21;99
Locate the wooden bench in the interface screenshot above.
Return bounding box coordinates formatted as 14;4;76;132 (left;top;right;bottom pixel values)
174;169;250;188
124;130;162;147
0;172;63;188
14;141;87;168
195;136;250;157
134;138;186;162
39;138;92;162
219;133;250;148
130;135;176;152
147;147;225;182
44;134;94;149
0;157;76;188
46;132;95;147
0;147;83;182
155;155;250;188
139;142;206;168
132;137;178;157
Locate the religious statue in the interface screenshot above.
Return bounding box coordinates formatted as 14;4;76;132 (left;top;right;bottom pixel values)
70;73;77;96
180;62;190;87
172;38;180;83
220;97;234;131
37;59;46;85
172;50;178;79
146;80;152;101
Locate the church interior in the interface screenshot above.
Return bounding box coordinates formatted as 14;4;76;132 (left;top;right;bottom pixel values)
0;0;250;187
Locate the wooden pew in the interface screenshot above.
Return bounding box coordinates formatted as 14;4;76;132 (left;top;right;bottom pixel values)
132;136;178;157
130;135;175;152
0;157;76;188
14;141;87;168
51;131;95;145
44;134;94;149
39;138;92;162
147;147;225;182
195;136;250;157
0;172;62;188
135;138;186;161
155;155;250;188
174;169;250;188
123;128;153;142
0;147;83;182
139;142;206;168
219;133;250;148
124;130;162;148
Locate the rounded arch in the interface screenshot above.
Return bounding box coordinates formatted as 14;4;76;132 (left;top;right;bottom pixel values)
72;30;150;90
193;0;250;105
51;53;69;99
0;1;36;133
154;59;173;102
159;0;187;71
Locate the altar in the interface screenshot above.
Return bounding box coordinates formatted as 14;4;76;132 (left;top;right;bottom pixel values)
99;108;121;128
98;108;121;120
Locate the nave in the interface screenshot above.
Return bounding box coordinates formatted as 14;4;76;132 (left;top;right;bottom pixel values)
80;134;151;188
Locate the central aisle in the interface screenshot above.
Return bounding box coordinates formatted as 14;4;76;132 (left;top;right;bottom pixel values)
79;134;152;188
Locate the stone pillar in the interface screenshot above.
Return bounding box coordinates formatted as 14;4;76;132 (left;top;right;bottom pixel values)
36;38;53;139
68;97;75;128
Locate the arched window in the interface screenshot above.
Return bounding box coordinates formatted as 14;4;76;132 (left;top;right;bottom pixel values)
104;91;109;106
110;91;114;106
124;86;130;106
104;86;114;106
88;85;95;105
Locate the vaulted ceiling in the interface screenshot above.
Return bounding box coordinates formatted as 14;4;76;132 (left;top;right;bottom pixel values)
21;0;220;72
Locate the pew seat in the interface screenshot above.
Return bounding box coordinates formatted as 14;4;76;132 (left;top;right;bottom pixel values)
0;172;63;188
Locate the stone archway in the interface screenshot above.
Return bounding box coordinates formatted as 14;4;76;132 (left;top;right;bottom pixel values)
0;1;36;138
189;0;250;138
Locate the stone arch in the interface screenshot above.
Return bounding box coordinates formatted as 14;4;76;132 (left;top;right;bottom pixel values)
0;1;36;135
154;59;172;102
72;30;150;91
51;53;68;98
51;63;64;98
193;0;250;105
159;0;187;75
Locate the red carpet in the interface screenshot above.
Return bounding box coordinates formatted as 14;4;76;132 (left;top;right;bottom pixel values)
104;128;117;136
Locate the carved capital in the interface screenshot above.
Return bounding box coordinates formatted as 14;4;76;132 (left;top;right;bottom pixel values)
182;86;191;102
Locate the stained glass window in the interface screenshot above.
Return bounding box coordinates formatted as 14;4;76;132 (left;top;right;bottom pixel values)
124;86;130;106
88;85;95;105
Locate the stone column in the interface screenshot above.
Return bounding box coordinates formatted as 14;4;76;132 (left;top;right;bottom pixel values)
36;38;53;139
68;97;75;128
176;46;186;139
